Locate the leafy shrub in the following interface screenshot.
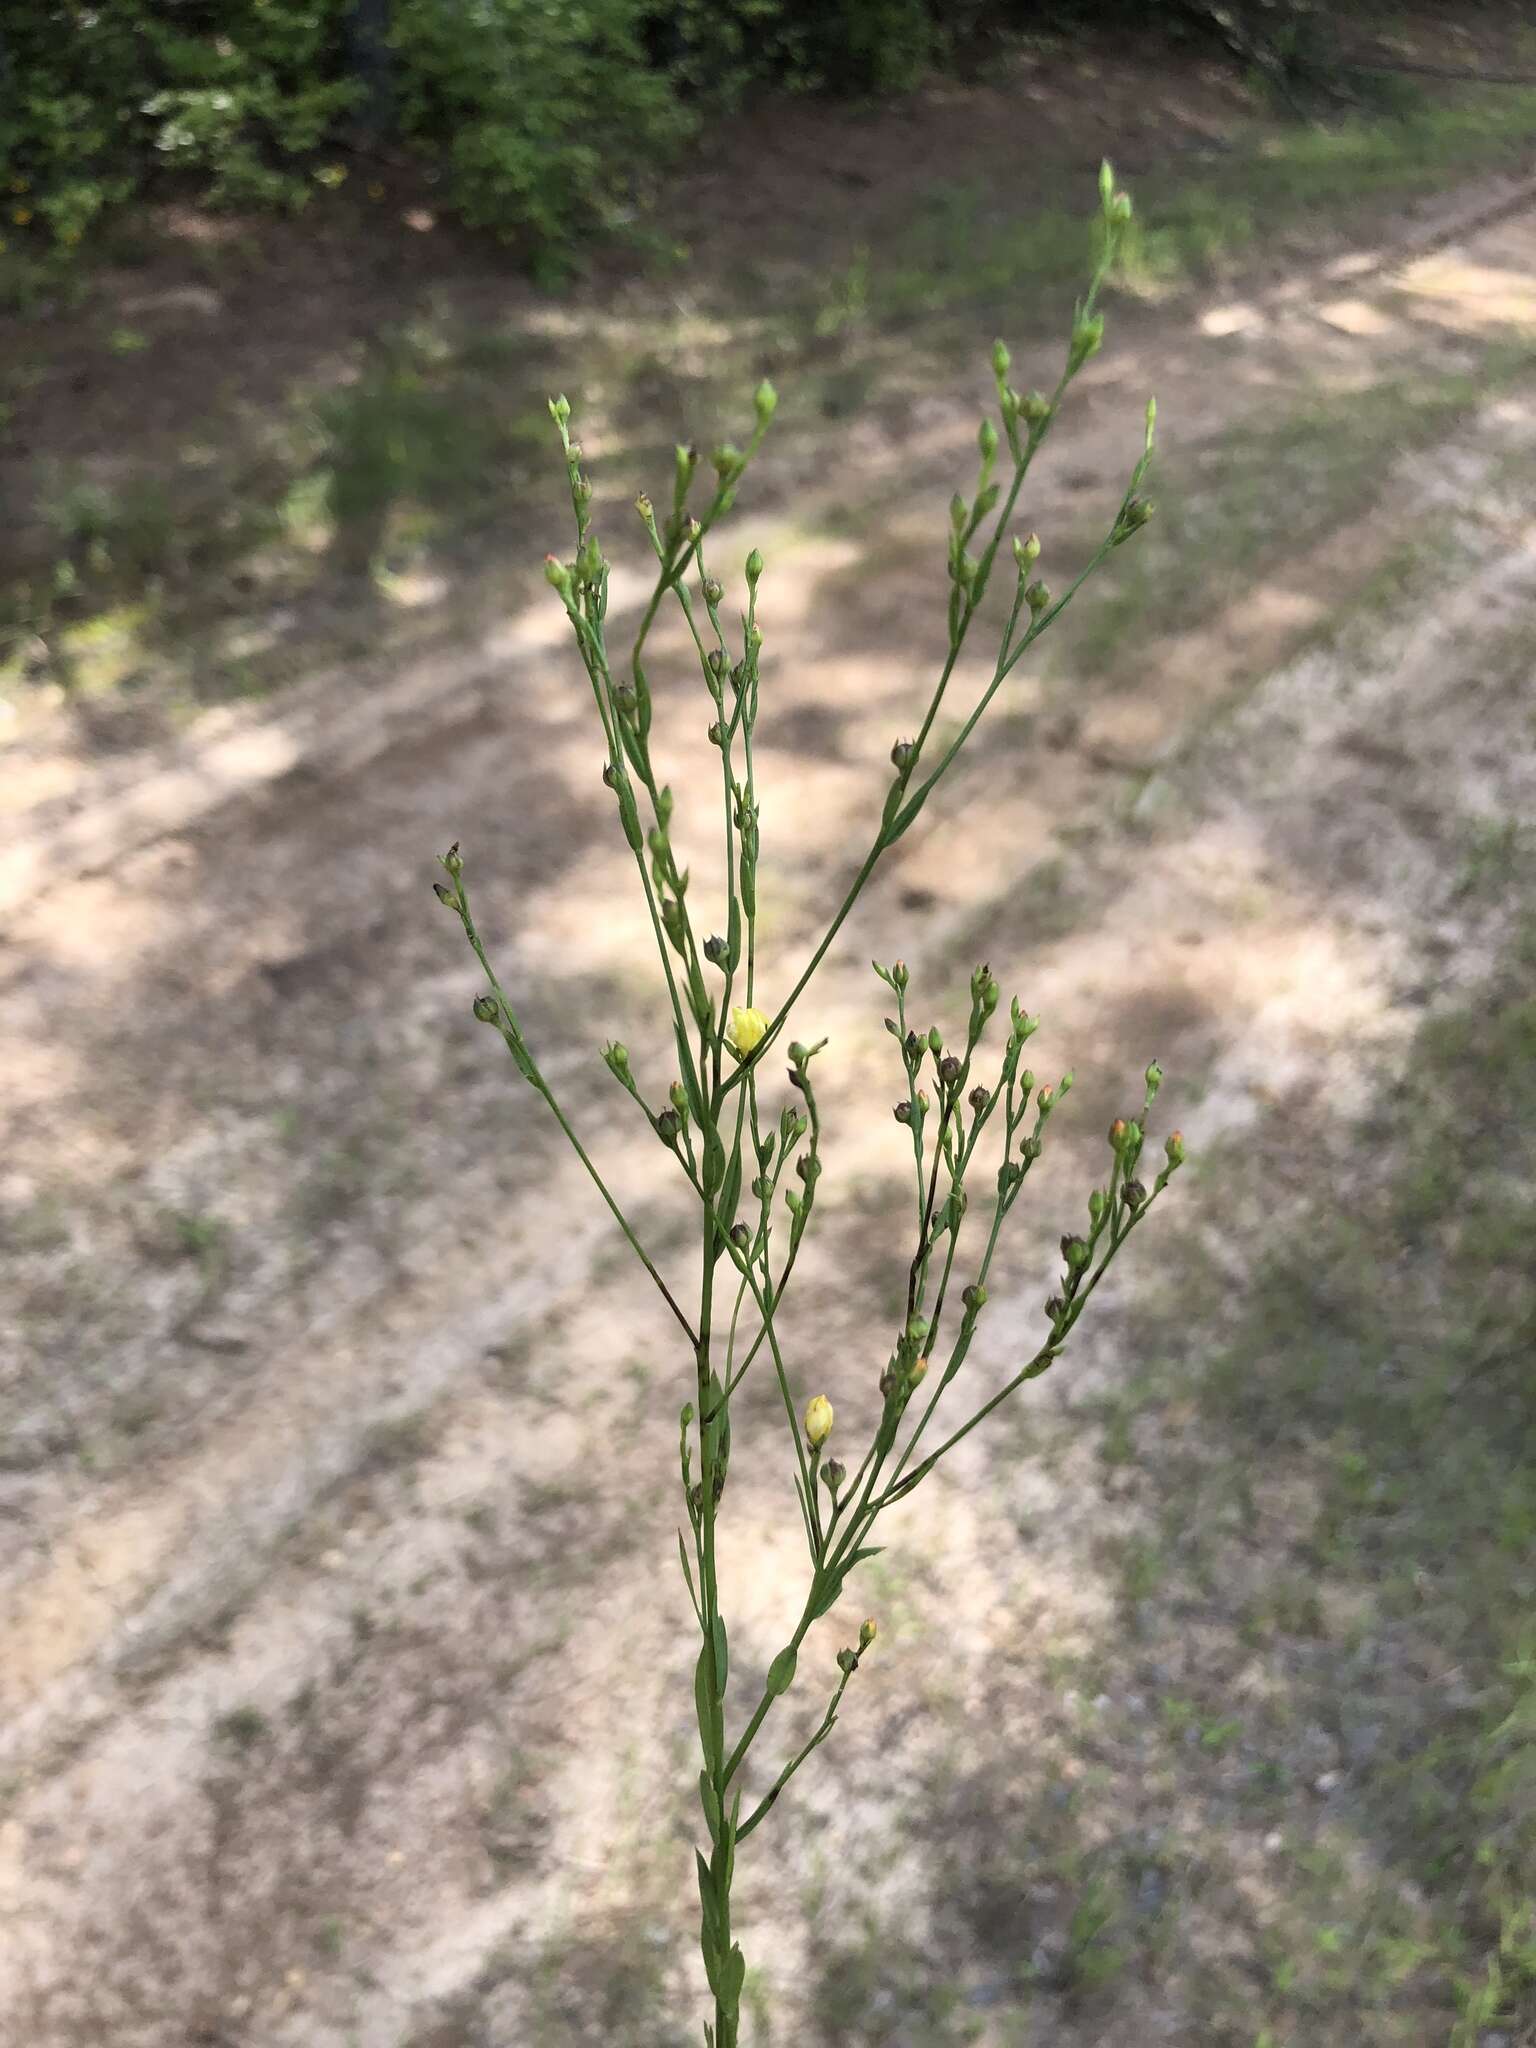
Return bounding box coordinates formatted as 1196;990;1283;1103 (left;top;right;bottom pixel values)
388;0;692;265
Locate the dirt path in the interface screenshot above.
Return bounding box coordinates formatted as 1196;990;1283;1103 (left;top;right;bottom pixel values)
2;186;1535;2045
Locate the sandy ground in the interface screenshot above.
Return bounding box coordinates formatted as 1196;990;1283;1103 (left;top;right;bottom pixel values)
3;179;1536;2045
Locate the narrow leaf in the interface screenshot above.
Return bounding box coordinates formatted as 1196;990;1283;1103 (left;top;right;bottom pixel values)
766;1644;798;1697
711;1614;729;1698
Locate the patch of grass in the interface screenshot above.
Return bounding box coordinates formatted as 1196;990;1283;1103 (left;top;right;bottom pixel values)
1064;336;1536;683
781;91;1536;342
1120;914;1536;2037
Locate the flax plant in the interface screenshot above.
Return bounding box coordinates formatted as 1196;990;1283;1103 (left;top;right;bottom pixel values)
434;166;1186;2042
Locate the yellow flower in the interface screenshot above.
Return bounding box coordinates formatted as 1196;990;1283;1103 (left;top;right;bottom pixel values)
12;207;33;227
727;1005;769;1058
804;1394;834;1449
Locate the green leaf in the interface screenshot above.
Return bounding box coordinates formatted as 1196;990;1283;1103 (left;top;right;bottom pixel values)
695;1642;718;1752
717;1146;743;1241
696;1849;719;1938
678;1531;700;1618
720;1943;746;2012
699;1769;721;1844
810;1546;884;1620
766;1644;798;1696
711;1613;729;1698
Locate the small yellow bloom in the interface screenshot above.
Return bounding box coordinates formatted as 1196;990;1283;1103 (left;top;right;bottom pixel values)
858;1618;877;1650
804;1394;834;1449
12;207;32;226
727;1005;769;1058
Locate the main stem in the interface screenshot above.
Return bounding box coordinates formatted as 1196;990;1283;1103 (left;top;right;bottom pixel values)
696;1194;735;2047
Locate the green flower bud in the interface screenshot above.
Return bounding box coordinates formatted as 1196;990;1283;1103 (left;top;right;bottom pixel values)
837;1647;858;1675
991;338;1011;381
1069;312;1105;373
472;994;499;1025
1099;159;1115;210
891;960;909;991
978;417;998;464
549;393;571;425
949;492;967;535
1021;390;1052;425
433;881;455;907
754;378;778;425
858;1617;877;1650
669;1081;688;1113
1144;1058;1164;1097
962;1282;988;1313
746;546;764;585
703;933;728;967
1165;1130;1186;1168
1012;532;1040;571
1109;191;1133;225
703;577;723;606
1061;1233;1091;1270
729;1221;750;1249
603;1041;630;1077
442;841;463;878
890;738;914;771
543;554;573;595
1026;581;1051;615
822;1459;846;1496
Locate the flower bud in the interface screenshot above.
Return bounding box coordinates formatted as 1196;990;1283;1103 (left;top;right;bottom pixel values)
1144;1058;1163;1097
442;842;464;878
928;1027;943;1055
909;1355;929;1385
746;547;764;585
704;933;729;966
635;491;654;525
1069;312;1105;373
1120;495;1154;533
603;1041;630;1076
804;1394;834;1449
978;417;998;464
703;577;723;606
1099;159;1115;209
1061;1234;1091;1270
707;720;724;748
1109;1117;1129;1151
1012;531;1040;571
1037;1084;1055;1110
949;492;967;534
433;881;455;907
754;378;778;426
472;994;499;1025
858;1617;877;1650
1026;580;1051;616
891;961;909;991
890;738;914;771
1109;191;1133;224
730;1222;751;1249
1020;390;1052;425
821;1459;846;1496
669;1080;688;1113
837;1647;858;1675
991;338;1011;381
962;1282;988;1313
543;554;573;595
1165;1130;1186;1167
549;393;571;424
727;1005;769;1057
1044;1293;1064;1321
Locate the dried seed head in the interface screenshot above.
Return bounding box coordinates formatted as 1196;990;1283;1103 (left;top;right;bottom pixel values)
894;1100;913;1125
821;1459;846;1495
729;1222;751;1249
1122;1178;1147;1209
968;1085;989;1113
938;1054;962;1088
1025;580;1051;616
703;577;723;606
703;933;729;967
472;994;499;1025
890;738;914;771
656;1109;681;1144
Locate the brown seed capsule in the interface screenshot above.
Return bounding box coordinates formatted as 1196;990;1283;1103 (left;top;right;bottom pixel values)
939;1055;962;1087
1122;1179;1147;1209
969;1085;989;1113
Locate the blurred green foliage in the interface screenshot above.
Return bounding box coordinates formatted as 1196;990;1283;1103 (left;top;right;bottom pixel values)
0;2;1428;272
